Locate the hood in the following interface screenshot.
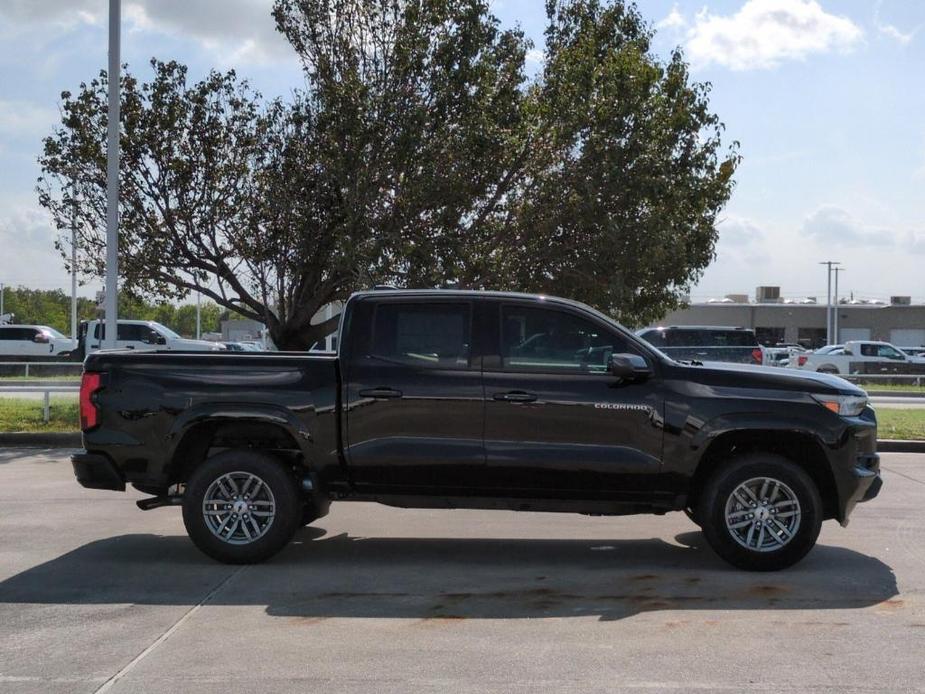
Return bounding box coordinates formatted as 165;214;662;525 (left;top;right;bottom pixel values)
171;338;222;351
679;360;865;396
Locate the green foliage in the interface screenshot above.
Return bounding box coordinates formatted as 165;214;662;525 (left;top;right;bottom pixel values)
37;0;738;348
0;286;220;337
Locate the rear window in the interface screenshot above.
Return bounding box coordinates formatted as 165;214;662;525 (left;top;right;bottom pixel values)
370;302;471;369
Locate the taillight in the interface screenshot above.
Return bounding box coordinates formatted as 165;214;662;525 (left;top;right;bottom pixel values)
751;348;763;364
798;355;808;367
79;372;103;431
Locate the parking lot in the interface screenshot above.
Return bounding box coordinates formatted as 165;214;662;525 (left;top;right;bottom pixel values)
0;449;922;693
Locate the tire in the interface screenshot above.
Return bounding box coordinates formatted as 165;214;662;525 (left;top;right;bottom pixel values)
699;453;822;571
182;449;302;564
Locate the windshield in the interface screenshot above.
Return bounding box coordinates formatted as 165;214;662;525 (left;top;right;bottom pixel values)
39;326;67;339
567;300;676;363
150;322;180;339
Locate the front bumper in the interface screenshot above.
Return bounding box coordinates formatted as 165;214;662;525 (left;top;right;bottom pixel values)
839;450;881;525
71;451;125;491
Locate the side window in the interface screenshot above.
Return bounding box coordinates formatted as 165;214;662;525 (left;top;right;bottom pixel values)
878;345;904;359
0;328;13;341
860;344;877;357
370;303;470;368
501;305;631;374
93;324;102;340
118;324;151;342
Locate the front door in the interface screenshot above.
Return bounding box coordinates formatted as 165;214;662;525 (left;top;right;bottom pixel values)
483;302;664;499
344;299;486;492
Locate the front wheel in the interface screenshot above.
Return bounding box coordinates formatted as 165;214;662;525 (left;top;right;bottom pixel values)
699;453;822;571
182;449;302;564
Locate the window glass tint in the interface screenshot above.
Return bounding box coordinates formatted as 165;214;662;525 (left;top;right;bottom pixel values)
0;328;14;341
371;303;470;368
664;329;757;347
502;306;629;373
93;323;155;342
639;329;665;347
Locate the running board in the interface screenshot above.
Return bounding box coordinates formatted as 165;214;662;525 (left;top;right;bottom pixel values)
136;495;183;511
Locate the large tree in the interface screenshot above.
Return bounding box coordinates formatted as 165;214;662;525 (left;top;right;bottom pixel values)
38;0;738;349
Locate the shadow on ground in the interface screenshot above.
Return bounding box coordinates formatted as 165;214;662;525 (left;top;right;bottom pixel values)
0;527;898;622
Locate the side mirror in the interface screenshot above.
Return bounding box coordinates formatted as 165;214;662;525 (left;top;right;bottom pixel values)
609;353;652;381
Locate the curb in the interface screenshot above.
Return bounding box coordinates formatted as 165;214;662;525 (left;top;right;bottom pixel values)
867;391;925;398
0;432;81;447
876;440;925;453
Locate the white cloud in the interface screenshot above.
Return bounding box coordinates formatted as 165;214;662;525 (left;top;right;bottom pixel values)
800;205;895;247
0;100;58;139
0;0;292;65
525;48;544;65
0;206;73;289
685;0;863;71
656;5;687;32
717;216;765;246
874;0;921;45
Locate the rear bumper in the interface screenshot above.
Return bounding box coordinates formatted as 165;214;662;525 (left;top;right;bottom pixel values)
71;451;125;491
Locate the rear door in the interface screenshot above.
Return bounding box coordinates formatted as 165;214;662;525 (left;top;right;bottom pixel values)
343;297;486;492
482;300;664;498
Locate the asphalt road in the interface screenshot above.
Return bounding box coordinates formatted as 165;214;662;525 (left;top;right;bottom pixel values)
0;450;922;693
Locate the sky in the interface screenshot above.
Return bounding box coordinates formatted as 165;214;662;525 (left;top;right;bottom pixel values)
0;0;923;303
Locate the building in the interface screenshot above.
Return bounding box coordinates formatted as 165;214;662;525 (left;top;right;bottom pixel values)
653;288;925;348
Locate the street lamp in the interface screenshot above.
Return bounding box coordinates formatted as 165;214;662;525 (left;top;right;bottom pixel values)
833;267;845;344
104;0;120;348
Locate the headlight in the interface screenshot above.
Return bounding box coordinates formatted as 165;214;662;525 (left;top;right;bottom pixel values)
811;393;868;416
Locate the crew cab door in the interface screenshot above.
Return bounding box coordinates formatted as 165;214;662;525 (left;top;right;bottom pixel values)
343;298;486;492
482;301;664;498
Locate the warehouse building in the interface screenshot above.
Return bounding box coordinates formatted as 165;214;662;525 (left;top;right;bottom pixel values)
653;287;925;349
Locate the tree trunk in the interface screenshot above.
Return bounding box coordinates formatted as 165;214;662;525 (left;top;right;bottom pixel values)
270;313;341;351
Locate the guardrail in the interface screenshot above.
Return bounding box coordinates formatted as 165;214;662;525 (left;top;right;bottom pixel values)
845;374;925;386
0;361;82;378
0;385;79;422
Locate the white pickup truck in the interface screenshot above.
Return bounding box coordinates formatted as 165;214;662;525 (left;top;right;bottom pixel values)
798;340;925;374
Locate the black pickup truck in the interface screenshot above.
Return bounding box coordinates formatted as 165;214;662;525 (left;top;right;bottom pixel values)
72;289;882;571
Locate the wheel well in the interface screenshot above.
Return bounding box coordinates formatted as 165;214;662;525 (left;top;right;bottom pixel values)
689;430;838;520
169;420;304;485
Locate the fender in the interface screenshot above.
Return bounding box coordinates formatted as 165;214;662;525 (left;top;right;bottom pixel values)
689;410;843;458
164;402;318;467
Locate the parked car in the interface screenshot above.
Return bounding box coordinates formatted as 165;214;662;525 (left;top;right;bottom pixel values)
76;319;225;357
797;340;925;374
0;324;77;357
636;326;765;365
71;289;881;571
793;344;843;369
899;346;925;359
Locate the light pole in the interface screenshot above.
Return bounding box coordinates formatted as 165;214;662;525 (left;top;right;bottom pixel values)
196;291;201;340
71;175;78;340
819;260;840;345
104;0;120;348
833;267;844;344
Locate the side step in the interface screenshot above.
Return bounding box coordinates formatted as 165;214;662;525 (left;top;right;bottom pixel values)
136;495;183;511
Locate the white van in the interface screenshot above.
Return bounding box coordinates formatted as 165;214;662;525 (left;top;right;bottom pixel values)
0;325;78;357
80;320;224;355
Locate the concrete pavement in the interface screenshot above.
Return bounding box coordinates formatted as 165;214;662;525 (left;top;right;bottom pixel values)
0;449;922;693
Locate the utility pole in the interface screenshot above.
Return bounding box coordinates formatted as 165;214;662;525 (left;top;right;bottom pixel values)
0;282;4;316
819;260;840;345
833;267;844;344
104;0;120;348
71;175;78;340
196;291;201;340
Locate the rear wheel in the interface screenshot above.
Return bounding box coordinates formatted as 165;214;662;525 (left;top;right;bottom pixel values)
182;449;301;564
699;453;822;571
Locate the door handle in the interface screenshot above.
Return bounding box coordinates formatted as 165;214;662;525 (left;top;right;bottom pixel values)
359;387;403;399
493;391;537;403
